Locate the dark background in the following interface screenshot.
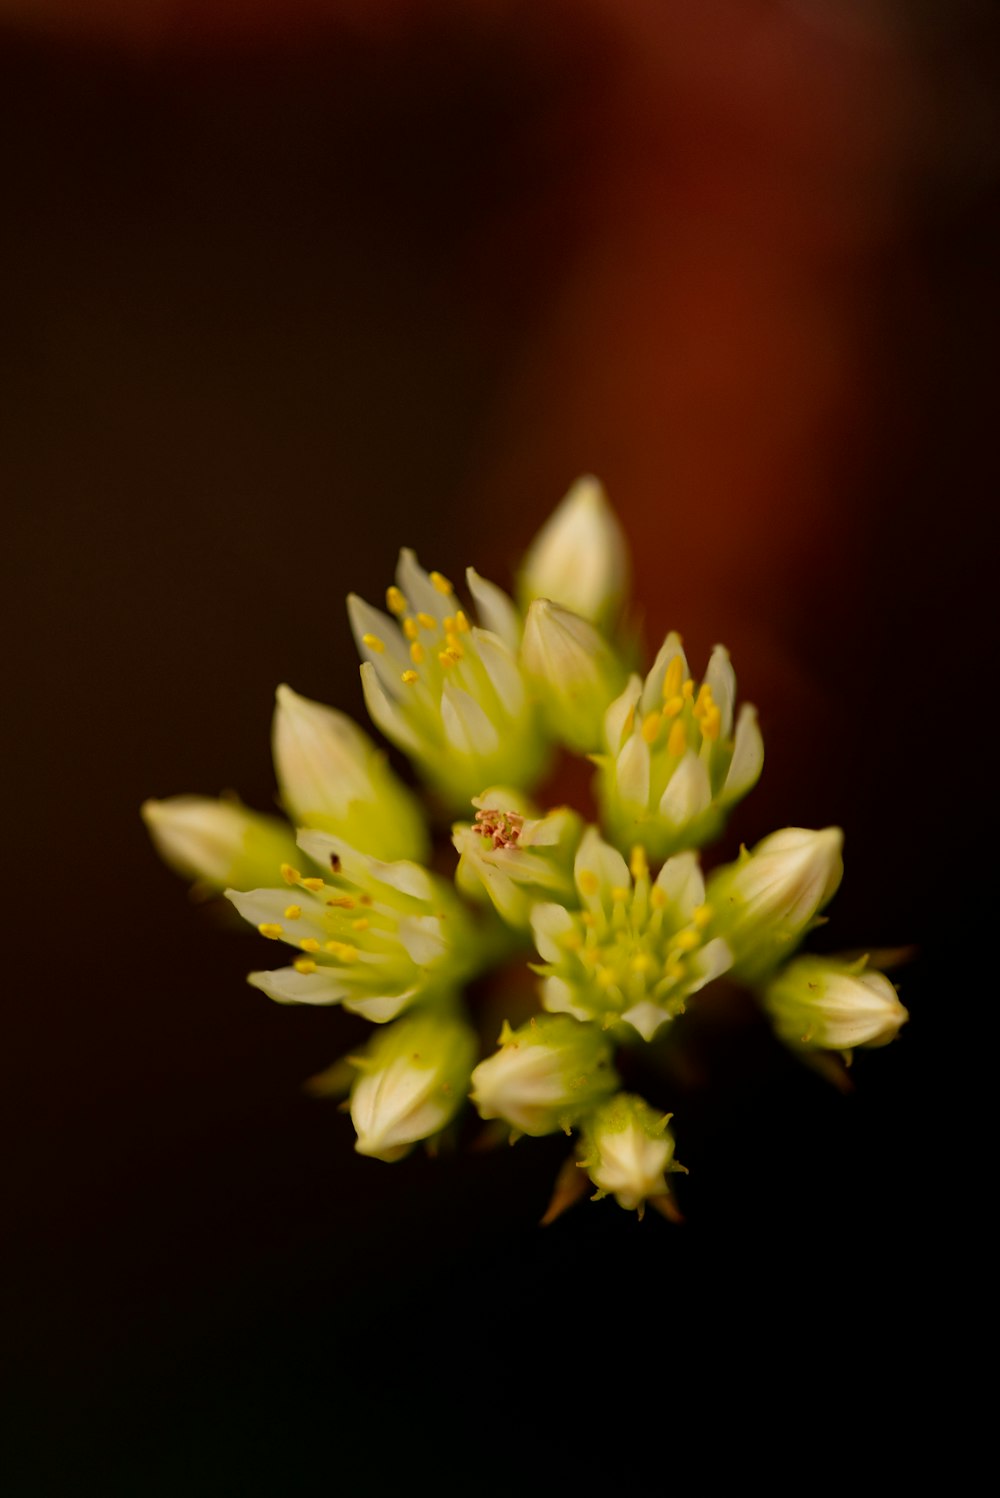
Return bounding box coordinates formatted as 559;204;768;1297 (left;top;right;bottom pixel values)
3;1;997;1489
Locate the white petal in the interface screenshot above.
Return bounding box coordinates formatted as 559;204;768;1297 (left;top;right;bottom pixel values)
540;975;591;1021
653;850;705;914
575;825;630;900
642;632;688;715
395;548;444;618
344;990;416;1024
346;594;409;669
519;475;628;623
248;966;349;1006
658;750;712;826
397;914;448;966
530;903;576;963
272;684;373;822
620;999;671;1042
359;662;423;754
472;628;526;716
294;827;372;884
615;733;651;809
722;703;764;803
703;645;736;738
466;567;521;652
441;682;500;757
226;886;325;941
604;675;643;754
686;937;732;994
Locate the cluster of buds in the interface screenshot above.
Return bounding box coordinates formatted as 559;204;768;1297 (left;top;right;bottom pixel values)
145;477;908;1217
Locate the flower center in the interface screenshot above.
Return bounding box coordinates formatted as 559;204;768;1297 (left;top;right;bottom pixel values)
474;807;523;849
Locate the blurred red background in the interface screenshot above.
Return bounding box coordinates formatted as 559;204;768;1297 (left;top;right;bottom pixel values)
4;0;996;1487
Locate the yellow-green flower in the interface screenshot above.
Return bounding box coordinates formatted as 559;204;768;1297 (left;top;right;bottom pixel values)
349;1010;478;1161
518;475;629;630
520;599;628;753
579;1093;685;1215
761;954;908;1055
141;795;299;893
470;1014;618;1137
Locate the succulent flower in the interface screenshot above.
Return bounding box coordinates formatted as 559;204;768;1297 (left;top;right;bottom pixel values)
350;1010;478;1161
520;598;629;753
227;828;478;1024
452;788;581;929
518;475;629;629
349;551;547;810
595;633;763;860
579;1094;685;1215
761;954;908;1055
470;1014;618;1137
141;795;299;893
530;829;732;1041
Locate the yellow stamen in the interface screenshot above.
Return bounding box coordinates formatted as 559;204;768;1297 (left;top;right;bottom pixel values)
670;929;701;953
283;905;302;921
578;870;600;897
595;966;615;988
641;711;662;745
293;958;317;975
667;720;687;758
409;641;425;665
444;634;464;658
258;922;283;940
326;895;356;909
441;615;455;633
692;903;712;928
630;953;653;973
665;957;685;981
361;633;385;654
300;938;320;953
437;650;460;668
430;571;453;596
416;611;437;631
280;863;300;885
351;917;370;932
662;695;684;719
325;940;358;963
560;929;582;950
401;669;419;684
701;706;721;742
662;655;684;700
580;911;596;927
454;610;470;632
681;678;695;702
630;845;649;882
611;886;630;904
386;586;407;615
693;683;713;719
301;877;325;892
650;886;667;909
402;617;419;641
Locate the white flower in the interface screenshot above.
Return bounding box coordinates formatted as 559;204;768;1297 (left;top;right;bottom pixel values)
530;829;731;1041
348;551;546;809
579;1094;684;1215
141;795;298;892
227;827;477;1024
595;633;763;860
518;475;629;628
350;1011;477;1161
272;683;428;862
762;955;908;1055
470;1014;618;1137
520;599;627;753
707;827;844;984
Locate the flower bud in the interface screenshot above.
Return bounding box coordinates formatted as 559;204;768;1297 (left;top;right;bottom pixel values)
579;1094;684;1214
518;476;629;629
707;827;844;984
452;788;581;928
229;827;477;1023
520;599;628;753
141;795;298;892
349;551;547;810
470;1014;618;1137
761;954;908;1054
350;1010;478;1161
272;683;428;862
531;829;732;1041
595;634;763;860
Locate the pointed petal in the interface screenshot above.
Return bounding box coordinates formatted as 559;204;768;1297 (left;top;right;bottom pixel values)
722;703;764;803
642;632;688;715
248;966;349;1006
466;567;521;652
574;825;630;901
653;850;705;914
395;548;444;618
359;662;423;754
441;681;500;757
615;733;651;810
604;675;643;754
472;628;526;716
530;902;576;963
658;750;712;826
703;645;736;738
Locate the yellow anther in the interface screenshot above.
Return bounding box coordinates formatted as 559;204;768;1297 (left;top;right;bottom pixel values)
580;910;596;927
361;633;385;654
430;571;453;596
667;720;688;758
641;710;662;745
283;905;302;921
293;958;317;975
402;616;419;641
560;929;582;950
670;929;701;953
258;922;283;940
326;894;356;909
578;870;600;897
300;937;320;953
681;678;695;701
692;903;712;928
630;845;649;882
442;615;455;633
409;641;425;665
649;886;667;909
386;586;407;615
301;877;325;892
630;953;653;973
437;650;460;668
611;886;630;904
416;611;437;631
666;957;685;981
662;655;684;700
401;669;419;684
280;863;301;885
351;917;370;932
325;940;358;963
701;706;722;742
454;610;470;632
662;695;684;719
444;634;464;658
595;966;615;988
693;683;713;719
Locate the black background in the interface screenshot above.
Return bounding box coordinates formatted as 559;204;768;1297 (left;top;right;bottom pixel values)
3;2;996;1489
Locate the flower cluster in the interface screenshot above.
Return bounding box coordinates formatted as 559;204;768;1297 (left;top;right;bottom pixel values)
144;477;908;1220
